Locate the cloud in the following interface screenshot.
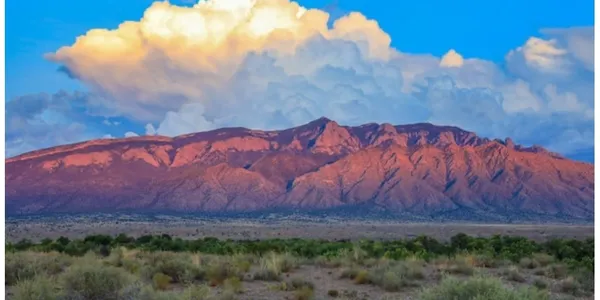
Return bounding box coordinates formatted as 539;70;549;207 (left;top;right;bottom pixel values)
5;91;93;157
439;49;464;67
124;131;139;137
5;91;144;157
7;0;592;161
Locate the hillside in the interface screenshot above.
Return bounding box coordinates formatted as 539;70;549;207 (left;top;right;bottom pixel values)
5;117;594;221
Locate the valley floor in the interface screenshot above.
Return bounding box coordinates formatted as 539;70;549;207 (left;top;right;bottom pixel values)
6;215;594;242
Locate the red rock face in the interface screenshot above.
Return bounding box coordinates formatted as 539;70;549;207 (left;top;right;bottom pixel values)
5;118;594;220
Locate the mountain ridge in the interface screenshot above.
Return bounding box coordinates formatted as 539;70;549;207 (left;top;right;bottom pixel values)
5;118;593;221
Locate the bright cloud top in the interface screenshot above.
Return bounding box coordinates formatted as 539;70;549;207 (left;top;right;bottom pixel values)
7;0;594;160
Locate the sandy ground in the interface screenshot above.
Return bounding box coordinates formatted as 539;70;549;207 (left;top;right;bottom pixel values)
6;216;594;242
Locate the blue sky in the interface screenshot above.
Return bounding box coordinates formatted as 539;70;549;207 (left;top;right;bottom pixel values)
6;0;593;98
5;0;595;161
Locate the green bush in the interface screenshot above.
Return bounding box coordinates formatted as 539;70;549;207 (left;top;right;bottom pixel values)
61;263;133;299
7;233;594;271
327;289;339;297
418;276;549;300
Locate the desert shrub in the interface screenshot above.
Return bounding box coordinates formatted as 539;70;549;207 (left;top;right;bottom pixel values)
353;270;370;284
294;286;315;300
140;252;196;283
545;264;569;279
401;261;426;280
339;266;361;280
120;282;209;300
447;256;475;275
472;254;503;268
268;281;289;291
503;267;526;283
380;271;407;292
122;257;142;274
6;251;72;285
315;256;343;268
253;252;297;281
366;261;424;291
432;256;473;276
573;269;594;294
137;287;183;300
105;247;125;267
224;276;243;294
181;285;211;300
519;257;540;269
61;263;133;300
253;266;281;281
153;272;172;290
418;276;549;300
6;252;43;285
533;268;546;276
533;278;548;289
339;245;368;266
206;258;245;286
289;278;315;290
13;276;60;300
559;277;581;295
327;289;339;297
231;254;253;273
266;252;298;273
532;253;554;267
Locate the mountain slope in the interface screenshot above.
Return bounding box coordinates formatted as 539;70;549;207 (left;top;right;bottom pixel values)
5;118;594;221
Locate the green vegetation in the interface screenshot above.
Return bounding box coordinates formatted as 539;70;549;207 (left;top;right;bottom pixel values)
6;233;593;270
5;233;594;299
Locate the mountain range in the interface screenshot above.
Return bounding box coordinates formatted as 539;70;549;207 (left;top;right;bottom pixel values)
5;117;594;222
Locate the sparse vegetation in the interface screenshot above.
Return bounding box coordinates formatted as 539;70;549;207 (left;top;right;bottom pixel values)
418;276;549;300
224;276;243;294
13;276;60;300
503;266;527;282
5;232;593;299
60;262;134;299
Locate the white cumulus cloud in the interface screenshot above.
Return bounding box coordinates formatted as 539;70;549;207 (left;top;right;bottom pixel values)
25;0;593;160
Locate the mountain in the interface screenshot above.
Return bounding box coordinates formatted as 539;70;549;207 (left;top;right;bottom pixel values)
5;117;594;221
